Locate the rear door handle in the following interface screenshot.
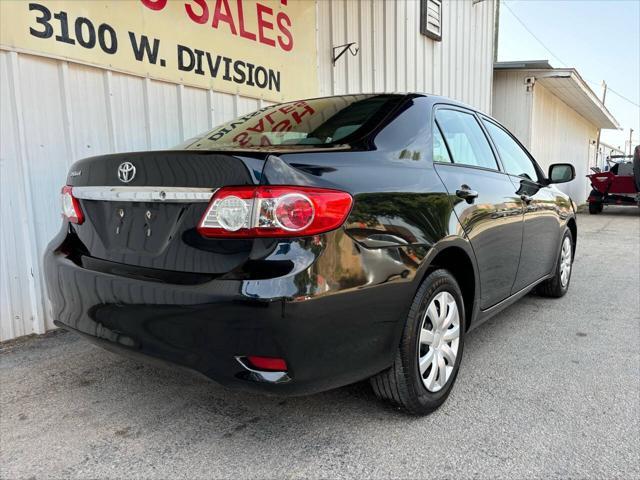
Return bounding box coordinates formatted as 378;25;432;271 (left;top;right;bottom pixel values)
456;186;479;203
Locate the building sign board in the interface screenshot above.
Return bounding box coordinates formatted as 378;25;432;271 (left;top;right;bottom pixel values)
0;0;318;101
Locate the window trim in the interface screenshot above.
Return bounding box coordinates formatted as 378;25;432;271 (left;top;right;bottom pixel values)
479;115;546;184
431;104;503;173
433;121;454;164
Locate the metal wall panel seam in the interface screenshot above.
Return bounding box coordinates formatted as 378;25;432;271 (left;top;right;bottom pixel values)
343;0;350;93
371;0;382;92
395;0;403;90
315;0;321;96
357;0;364;93
456;1;463;101
206;89;215;128
470;3;477;109
415;1;423;93
382;0;387;92
176;84;186;142
58;62;76;162
328;0;336;95
487;2;495;113
103;70;118;151
142;77;152;149
6;51;46;335
0;246;16;339
404;0;410;92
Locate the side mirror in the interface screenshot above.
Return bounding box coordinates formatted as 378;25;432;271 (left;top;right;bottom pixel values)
548;163;575;184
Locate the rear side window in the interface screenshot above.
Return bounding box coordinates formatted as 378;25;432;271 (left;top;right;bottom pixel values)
435;109;498;170
433;124;452;163
482;119;539;181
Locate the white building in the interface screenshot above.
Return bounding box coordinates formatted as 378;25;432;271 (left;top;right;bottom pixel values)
1;0;496;341
492;60;619;202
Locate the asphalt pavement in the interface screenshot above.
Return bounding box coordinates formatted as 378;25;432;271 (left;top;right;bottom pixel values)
1;207;639;479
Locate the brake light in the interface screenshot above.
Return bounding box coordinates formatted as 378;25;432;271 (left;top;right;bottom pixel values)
61;186;84;224
246;356;288;372
198;186;353;238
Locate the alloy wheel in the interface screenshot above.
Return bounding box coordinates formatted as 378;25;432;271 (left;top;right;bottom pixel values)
418;291;460;392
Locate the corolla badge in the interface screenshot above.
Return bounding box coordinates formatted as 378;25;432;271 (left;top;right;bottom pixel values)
117;162;136;183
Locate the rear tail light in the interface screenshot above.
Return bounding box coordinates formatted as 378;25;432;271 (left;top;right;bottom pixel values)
61;186;84;224
198;186;353;238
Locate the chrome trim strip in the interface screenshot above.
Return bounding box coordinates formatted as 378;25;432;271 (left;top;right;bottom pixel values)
72;186;217;203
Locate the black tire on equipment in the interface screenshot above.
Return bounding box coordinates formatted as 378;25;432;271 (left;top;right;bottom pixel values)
588;189;603;214
588;202;603;214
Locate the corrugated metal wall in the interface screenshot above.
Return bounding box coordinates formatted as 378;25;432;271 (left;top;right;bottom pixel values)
0;51;268;341
492;70;534;147
0;0;495;340
492;69;597;202
530;83;598;202
317;0;495;113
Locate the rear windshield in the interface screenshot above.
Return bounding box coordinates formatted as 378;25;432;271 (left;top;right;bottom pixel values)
180;94;403;150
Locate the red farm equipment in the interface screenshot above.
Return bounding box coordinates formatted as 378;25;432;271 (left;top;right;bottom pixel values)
587;145;640;214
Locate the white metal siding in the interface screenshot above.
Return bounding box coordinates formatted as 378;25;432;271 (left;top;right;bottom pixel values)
492;70;598;202
492;70;534;147
530;83;598;202
317;0;495;113
0;50;263;341
0;0;495;340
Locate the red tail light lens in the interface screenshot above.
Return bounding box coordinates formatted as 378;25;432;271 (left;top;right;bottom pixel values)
60;186;84;224
274;194;315;231
198;186;353;238
246;356;288;372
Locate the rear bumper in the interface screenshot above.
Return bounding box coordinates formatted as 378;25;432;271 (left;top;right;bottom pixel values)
44;231;418;396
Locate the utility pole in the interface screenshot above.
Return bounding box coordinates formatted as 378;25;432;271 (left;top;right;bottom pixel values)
594;81;607;167
630;128;635;155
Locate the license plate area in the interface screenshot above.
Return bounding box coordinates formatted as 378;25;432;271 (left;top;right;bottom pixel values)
84;201;189;255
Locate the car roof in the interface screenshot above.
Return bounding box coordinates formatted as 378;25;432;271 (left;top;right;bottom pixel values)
279;92;482;114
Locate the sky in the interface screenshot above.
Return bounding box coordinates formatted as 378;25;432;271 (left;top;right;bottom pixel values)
498;0;640;152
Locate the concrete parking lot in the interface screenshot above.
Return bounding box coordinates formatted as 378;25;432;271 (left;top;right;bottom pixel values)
1;208;639;479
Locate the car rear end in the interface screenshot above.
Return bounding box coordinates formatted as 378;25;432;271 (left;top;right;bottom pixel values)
44;94;415;395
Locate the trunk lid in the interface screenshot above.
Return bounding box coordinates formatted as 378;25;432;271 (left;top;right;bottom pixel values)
67;151;266;274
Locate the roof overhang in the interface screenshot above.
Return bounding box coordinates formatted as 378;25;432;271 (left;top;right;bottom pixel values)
494;60;553;70
494;62;620;130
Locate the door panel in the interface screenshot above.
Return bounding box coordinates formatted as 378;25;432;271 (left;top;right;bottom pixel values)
433;108;523;309
480;117;561;291
436;164;523;308
510;177;561;291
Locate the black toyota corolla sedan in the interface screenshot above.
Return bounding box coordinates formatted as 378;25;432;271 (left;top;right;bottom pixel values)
45;94;577;415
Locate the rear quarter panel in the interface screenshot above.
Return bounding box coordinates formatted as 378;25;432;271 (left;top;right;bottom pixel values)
261;96;479;371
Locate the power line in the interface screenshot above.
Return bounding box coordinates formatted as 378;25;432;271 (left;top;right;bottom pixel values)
502;1;569;68
603;86;640;109
502;1;640;109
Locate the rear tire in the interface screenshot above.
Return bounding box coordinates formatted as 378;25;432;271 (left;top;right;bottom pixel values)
370;269;466;415
588;189;603;214
537;228;573;298
588;202;603;214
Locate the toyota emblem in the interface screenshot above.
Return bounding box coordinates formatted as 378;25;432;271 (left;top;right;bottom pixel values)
117;162;136;183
